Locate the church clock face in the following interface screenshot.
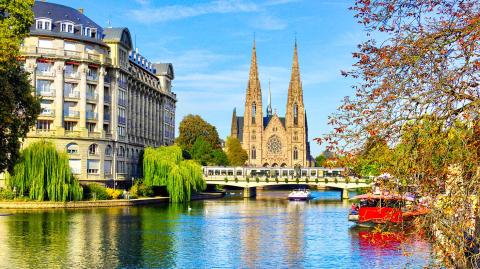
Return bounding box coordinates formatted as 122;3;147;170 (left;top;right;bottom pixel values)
267;135;282;154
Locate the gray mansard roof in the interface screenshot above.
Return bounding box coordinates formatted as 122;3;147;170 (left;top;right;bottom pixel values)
154;63;175;80
103;27;133;50
31;1;106;46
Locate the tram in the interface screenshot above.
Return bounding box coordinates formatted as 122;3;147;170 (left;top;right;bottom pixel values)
202;166;345;178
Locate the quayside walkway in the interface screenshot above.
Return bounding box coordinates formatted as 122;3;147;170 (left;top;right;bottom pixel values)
202;166;372;199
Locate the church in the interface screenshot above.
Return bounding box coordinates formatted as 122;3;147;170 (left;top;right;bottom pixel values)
231;41;313;167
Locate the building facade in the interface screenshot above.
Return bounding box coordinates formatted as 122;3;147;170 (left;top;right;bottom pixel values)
18;1;176;186
231;41;312;167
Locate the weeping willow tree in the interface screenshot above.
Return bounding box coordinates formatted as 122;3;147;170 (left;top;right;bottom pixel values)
6;140;83;201
143;145;206;202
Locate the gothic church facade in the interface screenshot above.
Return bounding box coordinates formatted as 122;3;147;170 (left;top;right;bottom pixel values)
231;41;313;167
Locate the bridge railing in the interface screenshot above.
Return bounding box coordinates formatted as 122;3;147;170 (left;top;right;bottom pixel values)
202;166;347;179
204;175;372;185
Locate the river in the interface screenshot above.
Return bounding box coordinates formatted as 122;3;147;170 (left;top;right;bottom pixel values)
0;190;431;268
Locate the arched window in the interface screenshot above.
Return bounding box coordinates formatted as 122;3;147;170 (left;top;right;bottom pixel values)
293;147;298;160
118;146;125;157
251;130;256;141
251;147;256;160
88;144;98;155
105;145;112;156
251;102;256;124
66;143;78;154
293;103;298;125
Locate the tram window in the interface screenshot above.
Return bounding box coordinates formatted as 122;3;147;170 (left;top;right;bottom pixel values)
302;170;307;177
236;170;243;176
228;170;233;176
289;170;294;176
282;171;288;177
215;170;220;176
310;170;316;176
208;170;213;176
221;170;227;176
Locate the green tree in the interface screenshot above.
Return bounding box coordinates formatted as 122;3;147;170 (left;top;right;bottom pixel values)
190;137;213;165
176;114;221;151
315;155;326;167
7;140;83;201
211;149;229;166
225;136;247;166
0;0;40;173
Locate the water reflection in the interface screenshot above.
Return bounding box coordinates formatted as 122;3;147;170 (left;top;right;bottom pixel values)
0;190;431;268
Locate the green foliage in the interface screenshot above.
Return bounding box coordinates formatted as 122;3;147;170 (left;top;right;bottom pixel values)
324;178;329;184
225;136;248;166
246;177;250;183
284;178;288;183
0;188;14;200
84;183;109;200
189;137;229;166
315;178;319;184
224;177;228;183
211;149;229;166
143;146;206;202
176;114;221;151
355;178;359;184
265;177;269;183
315;155;326;167
7;140;83;201
234;177;238;183
255;177;259;183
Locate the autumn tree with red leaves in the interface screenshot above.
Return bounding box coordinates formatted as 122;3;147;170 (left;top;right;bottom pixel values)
322;1;480;267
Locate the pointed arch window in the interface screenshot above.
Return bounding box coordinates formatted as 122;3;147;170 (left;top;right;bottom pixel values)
251;102;256;124
293;103;298;125
293;147;298;160
251;147;256;160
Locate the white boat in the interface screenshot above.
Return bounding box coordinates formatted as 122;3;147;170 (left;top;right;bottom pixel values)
288;189;312;201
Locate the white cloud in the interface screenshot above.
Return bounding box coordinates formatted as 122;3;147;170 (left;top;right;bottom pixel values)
130;0;259;24
251;14;287;30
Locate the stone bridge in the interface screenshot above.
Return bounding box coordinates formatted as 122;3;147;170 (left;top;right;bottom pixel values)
202;166;372;199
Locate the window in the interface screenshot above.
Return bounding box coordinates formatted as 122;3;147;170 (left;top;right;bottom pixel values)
251;102;256;124
37;62;53;74
69;159;81;175
251;147;256;160
66;143;79;154
118;146;125;157
61;22;74;33
84;27;91;37
88;144;98;155
36;19;52;30
87;159;99;174
117;160;126;174
251;130;256;141
105;145;112;156
104;160;112;175
36;80;52;94
38;39;53;48
64;121;76;131
36;120;51;131
118;126;126;138
293;147;298;160
64;42;76;51
87;68;97;80
87;123;96;133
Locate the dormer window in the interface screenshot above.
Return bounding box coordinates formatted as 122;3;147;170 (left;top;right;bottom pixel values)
36;18;52;30
61;22;74;33
84;27;91;37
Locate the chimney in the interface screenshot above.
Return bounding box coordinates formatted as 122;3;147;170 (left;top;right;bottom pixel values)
78;8;84;14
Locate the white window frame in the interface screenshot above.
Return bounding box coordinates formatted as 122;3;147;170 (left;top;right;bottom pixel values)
36;18;52;30
61;21;75;33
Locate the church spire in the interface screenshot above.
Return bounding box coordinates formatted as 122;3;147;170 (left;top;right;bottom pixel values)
231;107;238;138
287;39;303;104
267;79;272;117
247;38;260;97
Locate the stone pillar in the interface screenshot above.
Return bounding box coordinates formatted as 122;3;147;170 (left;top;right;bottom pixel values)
54;61;64;129
97;66;105;134
243;187;257;198
111;71;118;139
342;188;349;199
78;63;87;130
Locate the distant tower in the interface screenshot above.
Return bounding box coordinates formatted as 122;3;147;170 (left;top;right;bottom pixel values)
242;39;263;166
267;79;272;117
285;40;306;166
231;107;238;139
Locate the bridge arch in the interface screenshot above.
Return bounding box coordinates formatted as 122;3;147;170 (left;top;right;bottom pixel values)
280;163;287;167
272;163;278;167
263;163;269;167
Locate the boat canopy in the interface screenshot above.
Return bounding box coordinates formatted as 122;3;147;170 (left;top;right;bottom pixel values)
350;193;414;201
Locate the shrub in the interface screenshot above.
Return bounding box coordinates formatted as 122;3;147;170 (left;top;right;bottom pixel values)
255;177;260;183
366;178;372;184
296;178;300;184
266;178;269;183
111;189;122;199
325;178;329;184
234;177;238;183
84;183;109;200
224;177;228;183
0;188;14;200
246;177;250;183
275;178;279;183
305;177;309;184
335;178;338;184
131;182;154;198
355;178;360;184
315;178;319;184
284;178;288;183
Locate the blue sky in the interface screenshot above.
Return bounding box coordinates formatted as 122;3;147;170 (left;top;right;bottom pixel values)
49;0;366;156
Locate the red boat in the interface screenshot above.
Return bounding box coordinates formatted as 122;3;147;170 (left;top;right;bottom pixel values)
348;193;429;227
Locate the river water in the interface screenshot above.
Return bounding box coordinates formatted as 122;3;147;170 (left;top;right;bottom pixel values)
0;190;431;269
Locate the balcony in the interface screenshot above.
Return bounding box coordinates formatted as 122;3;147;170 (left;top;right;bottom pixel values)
65;72;79;79
104;114;111;121
118;116;126;125
104;95;111;104
36;70;54;77
64;90;80;99
37;90;55;97
86;92;98;101
86;111;98;120
87;53;100;62
64;50;81;58
40;108;54;117
63;110;80;118
118;99;127;107
88;132;101;138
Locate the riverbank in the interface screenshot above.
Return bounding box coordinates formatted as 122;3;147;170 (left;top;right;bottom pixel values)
0;192;225;209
